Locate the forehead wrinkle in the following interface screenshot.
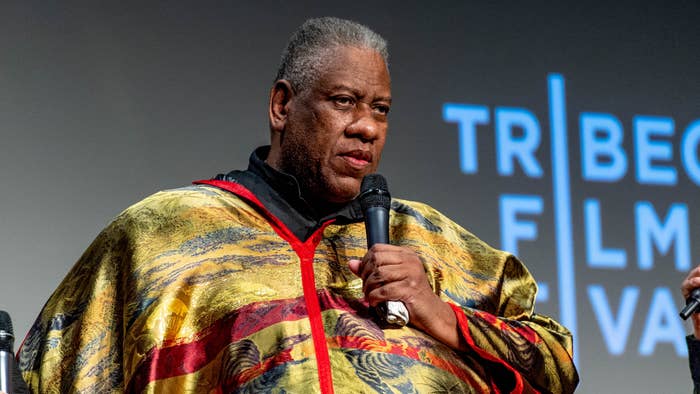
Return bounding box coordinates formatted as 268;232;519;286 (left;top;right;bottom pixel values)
310;47;391;102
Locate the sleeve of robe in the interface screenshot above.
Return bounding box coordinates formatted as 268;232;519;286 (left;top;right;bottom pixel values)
448;256;578;394
17;188;210;393
17;214;130;393
393;200;579;394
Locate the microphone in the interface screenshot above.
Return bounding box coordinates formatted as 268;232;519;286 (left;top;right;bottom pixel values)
0;311;15;394
359;174;409;327
680;288;700;320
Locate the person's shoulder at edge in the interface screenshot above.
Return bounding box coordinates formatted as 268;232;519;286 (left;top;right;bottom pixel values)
389;197;500;250
116;184;235;219
87;184;245;242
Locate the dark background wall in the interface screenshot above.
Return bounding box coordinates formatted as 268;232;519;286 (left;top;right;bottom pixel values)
1;2;698;392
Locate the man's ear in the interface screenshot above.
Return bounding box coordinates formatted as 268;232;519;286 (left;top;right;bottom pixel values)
269;80;295;133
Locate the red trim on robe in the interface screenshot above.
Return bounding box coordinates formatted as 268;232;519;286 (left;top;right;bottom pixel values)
194;179;336;394
294;226;335;394
449;303;540;394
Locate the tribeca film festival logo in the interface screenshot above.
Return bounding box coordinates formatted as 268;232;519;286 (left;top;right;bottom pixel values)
442;73;700;359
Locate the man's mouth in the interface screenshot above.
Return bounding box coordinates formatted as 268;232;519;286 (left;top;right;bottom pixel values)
340;150;372;168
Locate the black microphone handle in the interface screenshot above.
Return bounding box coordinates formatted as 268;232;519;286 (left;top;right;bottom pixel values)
680;288;700;320
364;206;389;247
364;206;409;326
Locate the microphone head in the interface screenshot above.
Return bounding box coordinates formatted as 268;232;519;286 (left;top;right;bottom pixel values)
0;310;14;352
359;174;391;211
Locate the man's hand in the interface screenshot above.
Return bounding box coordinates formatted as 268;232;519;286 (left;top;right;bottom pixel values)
682;265;700;339
348;244;467;351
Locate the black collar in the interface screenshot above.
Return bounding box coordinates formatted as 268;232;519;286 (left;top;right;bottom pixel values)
214;146;363;241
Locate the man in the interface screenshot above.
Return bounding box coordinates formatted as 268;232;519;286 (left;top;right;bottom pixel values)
682;266;700;392
18;17;578;393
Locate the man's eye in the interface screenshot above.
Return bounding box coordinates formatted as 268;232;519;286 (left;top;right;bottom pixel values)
374;105;390;115
333;96;354;106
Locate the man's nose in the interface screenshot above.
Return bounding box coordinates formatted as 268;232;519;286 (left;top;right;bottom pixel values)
345;105;384;142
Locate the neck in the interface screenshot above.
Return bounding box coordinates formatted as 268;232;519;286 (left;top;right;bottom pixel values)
305;194;350;219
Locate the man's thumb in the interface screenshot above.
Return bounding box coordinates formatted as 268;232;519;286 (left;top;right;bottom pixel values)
348;259;362;276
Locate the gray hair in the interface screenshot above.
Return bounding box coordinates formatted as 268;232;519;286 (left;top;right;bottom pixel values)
275;17;389;92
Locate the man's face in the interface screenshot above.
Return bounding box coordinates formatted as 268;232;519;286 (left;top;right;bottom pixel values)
273;46;391;205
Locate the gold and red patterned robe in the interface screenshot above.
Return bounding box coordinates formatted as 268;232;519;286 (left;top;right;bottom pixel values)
18;180;578;393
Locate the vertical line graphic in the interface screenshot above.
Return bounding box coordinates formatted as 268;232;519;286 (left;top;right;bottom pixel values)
548;73;578;363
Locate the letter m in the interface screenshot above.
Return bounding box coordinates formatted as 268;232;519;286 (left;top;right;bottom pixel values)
635;202;690;271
